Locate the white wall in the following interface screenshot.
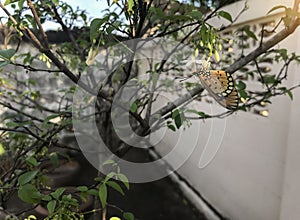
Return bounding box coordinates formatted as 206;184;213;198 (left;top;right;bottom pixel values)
154;0;300;219
279;24;300;220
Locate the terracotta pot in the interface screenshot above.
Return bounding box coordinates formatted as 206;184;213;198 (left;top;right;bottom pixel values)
35;186;93;218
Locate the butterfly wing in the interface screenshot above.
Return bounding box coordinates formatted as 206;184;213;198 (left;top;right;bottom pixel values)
198;70;239;110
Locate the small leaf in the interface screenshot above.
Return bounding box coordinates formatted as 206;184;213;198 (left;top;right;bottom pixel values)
236;81;246;90
25;156;38;167
77;186;88;192
172;110;183;129
104;172;117;182
118;173;129;190
106;180;125;195
18;170;38;185
286;89;293;100
239;90;248;99
90;18;102;41
218;11;233;22
0;143;5;155
99;184;107;208
4;0;18;6
130;102;138;113
0;61;9;67
47;200;56;214
123;212;135;220
87;189;98;196
267;5;287;14
167;124;176;131
152;71;158;84
244;27;257;40
128;0;135;13
103;159;115;165
188;10;202;20
51;188;65;200
262;75;276;84
0;48;16;60
42;195;52;201
18;184;41;204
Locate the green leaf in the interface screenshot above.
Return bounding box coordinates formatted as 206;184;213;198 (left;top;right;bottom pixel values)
286;89;293;100
118;173;129;190
103;159;116;165
167;124;176;131
128;0;135;13
236;81;246;90
186;110;210;118
171;109;179;119
18;170;38;185
123;212;135;220
6;121;18;127
99;183;107;208
0;48;16;60
0;143;5;156
262;74;276;84
51;188;65;200
106;180;125;195
42;195;52;201
18;184;41;204
4;0;18;5
278;49;288;61
49;152;59;168
90;18;103;41
130;102;138;113
47;200;56;215
25;156;39;167
200;24;208;43
239;90;248;99
77;186;88;192
152;71;158;84
218;11;233;22
52;0;59;5
172;109;183;129
188;10;202;20
104;172;117;182
267;5;287;14
0;60;10;67
87;189;98;196
244;27;257;40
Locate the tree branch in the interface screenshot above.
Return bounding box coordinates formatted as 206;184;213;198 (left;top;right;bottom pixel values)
226;19;300;73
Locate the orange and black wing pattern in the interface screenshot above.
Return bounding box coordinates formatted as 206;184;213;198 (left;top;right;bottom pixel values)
198;70;239;110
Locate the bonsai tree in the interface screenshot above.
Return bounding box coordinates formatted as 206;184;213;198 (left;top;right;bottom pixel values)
0;0;299;219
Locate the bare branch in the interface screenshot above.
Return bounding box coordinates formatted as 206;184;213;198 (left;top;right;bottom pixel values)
27;0;49;48
226;19;300;73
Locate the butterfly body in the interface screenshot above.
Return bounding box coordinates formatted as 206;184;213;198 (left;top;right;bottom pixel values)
197;70;239;110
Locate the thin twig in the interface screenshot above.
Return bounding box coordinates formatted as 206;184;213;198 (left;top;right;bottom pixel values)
27;0;49;48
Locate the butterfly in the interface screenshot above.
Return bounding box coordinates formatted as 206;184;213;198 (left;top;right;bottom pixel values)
197;69;239;110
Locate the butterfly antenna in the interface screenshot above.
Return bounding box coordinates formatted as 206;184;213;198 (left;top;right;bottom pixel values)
175;74;195;82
